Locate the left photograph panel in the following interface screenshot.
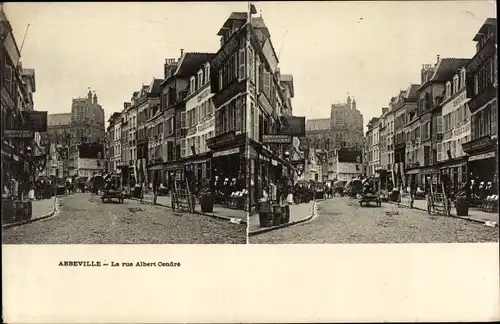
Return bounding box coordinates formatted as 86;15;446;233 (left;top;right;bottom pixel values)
0;3;247;244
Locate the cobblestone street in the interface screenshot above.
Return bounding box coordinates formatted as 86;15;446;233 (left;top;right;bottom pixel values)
2;193;246;244
251;197;499;244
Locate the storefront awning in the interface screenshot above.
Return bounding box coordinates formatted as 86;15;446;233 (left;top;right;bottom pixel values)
148;164;164;171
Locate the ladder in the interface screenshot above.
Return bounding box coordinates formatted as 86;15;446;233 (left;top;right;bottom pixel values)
172;175;195;213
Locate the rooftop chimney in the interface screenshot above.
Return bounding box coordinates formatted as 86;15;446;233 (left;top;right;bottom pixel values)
180;49;184;59
436;54;440;63
382;107;389;115
124;102;131;110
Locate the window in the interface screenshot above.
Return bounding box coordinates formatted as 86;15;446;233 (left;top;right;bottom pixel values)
437;116;443;133
437;143;443;161
263;71;270;99
453;76;459;94
197;71;203;90
5;63;13;94
180;139;186;158
190;77;195;93
445;82;451;98
238;47;246;80
181;112;186;129
205;64;210;84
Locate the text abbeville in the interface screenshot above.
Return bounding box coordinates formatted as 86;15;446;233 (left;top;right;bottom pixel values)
59;261;102;267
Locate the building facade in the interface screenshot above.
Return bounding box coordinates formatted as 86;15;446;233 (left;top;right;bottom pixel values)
462;18;497;184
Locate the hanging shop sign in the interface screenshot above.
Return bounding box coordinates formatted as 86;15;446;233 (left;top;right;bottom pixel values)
279;116;306;137
211;35;241;69
262;134;292;144
213;147;241;158
4;129;34;139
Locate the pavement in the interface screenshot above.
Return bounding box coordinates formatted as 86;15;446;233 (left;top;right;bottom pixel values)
248;201;315;233
393;198;499;223
132;194;247;223
2;193;246;244
250;197;499;244
2;197;57;229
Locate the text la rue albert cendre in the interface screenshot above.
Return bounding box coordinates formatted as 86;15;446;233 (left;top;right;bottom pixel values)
58;261;181;267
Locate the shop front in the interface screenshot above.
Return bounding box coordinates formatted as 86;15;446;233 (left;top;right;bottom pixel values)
462;135;498;185
438;158;468;193
183;153;212;189
147;157;164;187
206;131;247;209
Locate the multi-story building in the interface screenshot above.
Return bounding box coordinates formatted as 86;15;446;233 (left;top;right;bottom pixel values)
414;56;470;188
329;148;363;182
106;112;122;174
367;117;381;177
1;5;45;200
378;107;389;173
302;95;364;151
462;18;497;183
74;142;105;178
118;102;133;185
183;60;215;185
141;79;164;184
158;51;214;187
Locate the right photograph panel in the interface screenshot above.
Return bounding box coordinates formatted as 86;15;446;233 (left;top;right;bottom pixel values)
246;3;498;244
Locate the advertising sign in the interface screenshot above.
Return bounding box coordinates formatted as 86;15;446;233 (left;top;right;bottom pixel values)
337;148;363;163
279;116;306;137
4;129;34;139
262;134;293;144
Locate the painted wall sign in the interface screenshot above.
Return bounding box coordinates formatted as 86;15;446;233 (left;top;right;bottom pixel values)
213;147;240;158
198;117;215;132
212;36;240;68
197;88;210;103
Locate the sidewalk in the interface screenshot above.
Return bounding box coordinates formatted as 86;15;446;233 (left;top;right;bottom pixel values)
132;194;247;223
248;201;315;233
2;197;57;229
390;198;499;223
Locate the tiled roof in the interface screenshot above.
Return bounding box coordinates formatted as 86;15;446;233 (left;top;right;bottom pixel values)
251;17;267;29
306;118;330;131
431;58;470;82
175;52;216;77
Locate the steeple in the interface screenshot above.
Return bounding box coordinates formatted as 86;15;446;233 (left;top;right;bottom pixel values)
93;91;98;104
347;94;352;109
87;87;92;101
352;97;356;110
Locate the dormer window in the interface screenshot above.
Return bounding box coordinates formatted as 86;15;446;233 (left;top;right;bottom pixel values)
460;69;466;88
197;71;203;89
453;75;459;94
445;81;451;99
205;64;210;84
190;76;195;94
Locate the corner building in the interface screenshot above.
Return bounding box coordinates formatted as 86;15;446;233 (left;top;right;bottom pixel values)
209;12;294;211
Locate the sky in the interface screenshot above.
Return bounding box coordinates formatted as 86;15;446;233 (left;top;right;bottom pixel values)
4;1;497;130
